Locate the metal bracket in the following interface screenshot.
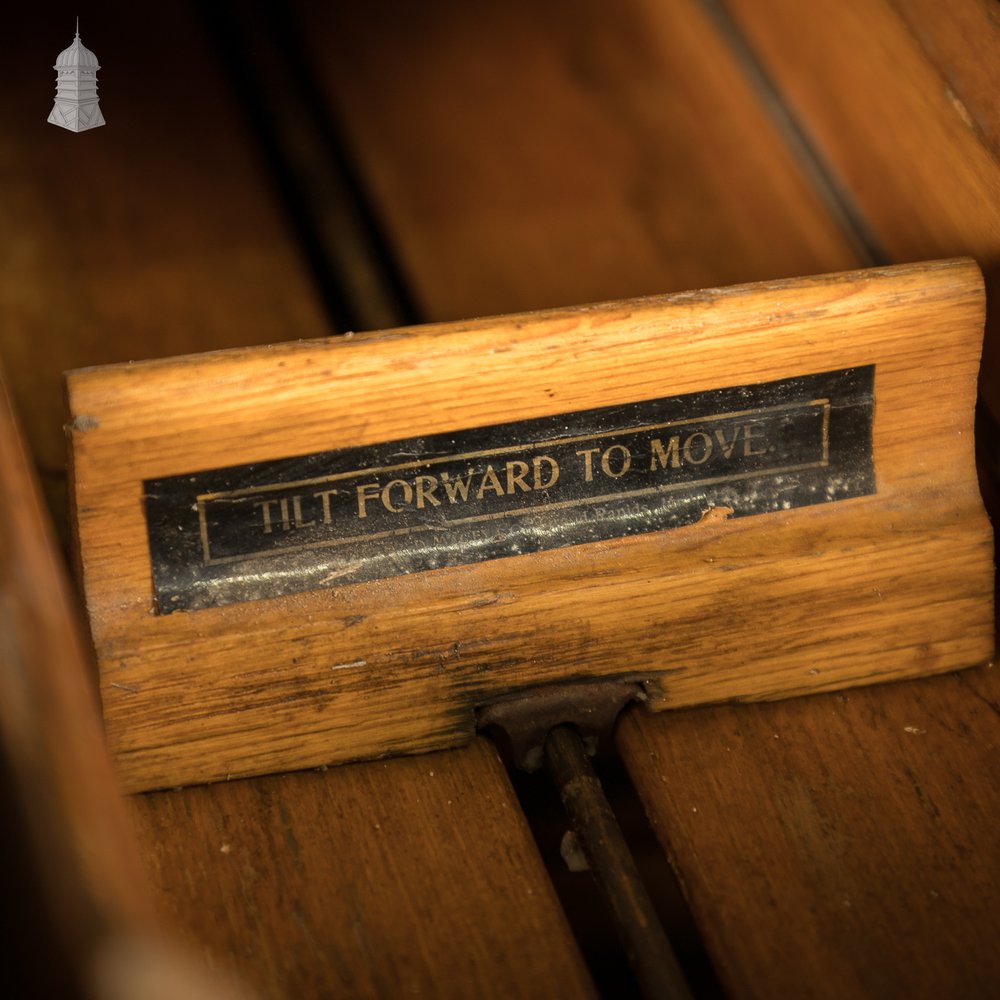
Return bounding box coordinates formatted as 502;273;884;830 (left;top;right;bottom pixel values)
476;678;647;771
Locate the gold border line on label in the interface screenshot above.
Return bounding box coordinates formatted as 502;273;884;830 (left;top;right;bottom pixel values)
197;398;828;504
197;399;830;565
200;455;830;567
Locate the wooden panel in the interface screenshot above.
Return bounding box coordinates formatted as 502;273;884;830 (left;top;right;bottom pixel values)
0;365;154;995
302;0;859;321
68;260;992;791
618;667;1000;998
2;3;594;995
723;0;1000;415
892;0;1000;153
131;739;596;1000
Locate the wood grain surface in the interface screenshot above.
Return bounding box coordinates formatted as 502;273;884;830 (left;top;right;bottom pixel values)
7;1;1000;996
301;0;860;322
69;259;993;791
724;0;1000;417
3;3;595;997
723;0;1000;258
618;666;1000;998
131;739;596;1000
892;0;1000;153
0;366;155;995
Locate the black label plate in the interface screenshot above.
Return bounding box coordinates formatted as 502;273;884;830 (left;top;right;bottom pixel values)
144;367;875;612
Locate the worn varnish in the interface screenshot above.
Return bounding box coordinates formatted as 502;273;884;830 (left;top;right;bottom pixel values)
68;260;993;791
3;3;594;997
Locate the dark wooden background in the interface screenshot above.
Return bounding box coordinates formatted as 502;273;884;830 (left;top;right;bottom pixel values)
2;1;999;997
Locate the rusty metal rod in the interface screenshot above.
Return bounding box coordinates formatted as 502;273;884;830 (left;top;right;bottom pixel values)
544;725;693;1000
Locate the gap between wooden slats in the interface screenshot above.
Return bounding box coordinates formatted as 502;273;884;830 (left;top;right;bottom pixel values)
289;1;1000;996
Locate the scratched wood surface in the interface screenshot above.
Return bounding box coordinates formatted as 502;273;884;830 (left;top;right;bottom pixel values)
3;4;594;998
68;260;993;792
294;2;1000;996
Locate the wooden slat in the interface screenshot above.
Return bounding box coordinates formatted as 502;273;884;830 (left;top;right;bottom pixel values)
3;4;594;996
302;0;859;321
723;0;1000;416
891;0;1000;153
289;1;1000;994
1;9;326;519
617;667;1000;998
0;365;153;996
131;739;596;999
